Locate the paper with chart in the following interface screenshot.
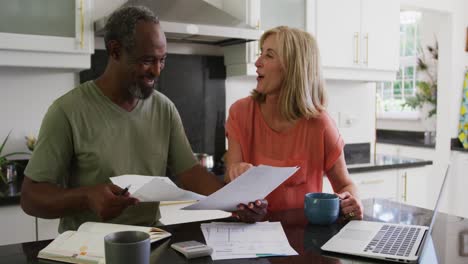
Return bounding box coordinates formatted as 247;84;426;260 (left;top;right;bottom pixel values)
201;222;298;260
111;175;206;202
183;165;299;211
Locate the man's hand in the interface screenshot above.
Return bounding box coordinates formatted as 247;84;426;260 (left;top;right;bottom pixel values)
85;184;139;221
233;199;268;223
225;162;253;182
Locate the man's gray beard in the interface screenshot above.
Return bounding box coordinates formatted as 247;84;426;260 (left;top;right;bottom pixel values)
128;81;157;100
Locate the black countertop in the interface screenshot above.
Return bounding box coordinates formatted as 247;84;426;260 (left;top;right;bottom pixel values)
347;153;432;173
376;130;436;149
0;153;432;207
0;198;465;263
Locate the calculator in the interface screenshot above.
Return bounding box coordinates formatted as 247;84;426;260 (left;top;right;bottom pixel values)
171;240;213;259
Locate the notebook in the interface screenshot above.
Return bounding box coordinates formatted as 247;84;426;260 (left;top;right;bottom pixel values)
38;222;171;264
321;166;450;263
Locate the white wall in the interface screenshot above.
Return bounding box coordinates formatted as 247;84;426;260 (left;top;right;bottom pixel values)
327;81;376;147
225;77;376;147
0;68;76;158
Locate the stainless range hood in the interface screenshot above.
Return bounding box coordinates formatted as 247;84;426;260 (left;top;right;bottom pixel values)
95;0;262;46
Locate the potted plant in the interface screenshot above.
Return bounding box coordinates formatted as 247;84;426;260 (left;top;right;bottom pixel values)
0;131;31;185
403;40;438;120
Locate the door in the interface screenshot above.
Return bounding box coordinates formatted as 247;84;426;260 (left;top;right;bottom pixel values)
316;0;361;68
360;0;400;71
0;0;93;53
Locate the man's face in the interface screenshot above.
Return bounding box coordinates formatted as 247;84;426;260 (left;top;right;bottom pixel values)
123;21;167;99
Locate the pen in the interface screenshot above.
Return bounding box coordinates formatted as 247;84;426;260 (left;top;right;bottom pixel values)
120;185;131;196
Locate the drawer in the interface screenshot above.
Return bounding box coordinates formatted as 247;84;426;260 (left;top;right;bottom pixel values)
351;171;398;200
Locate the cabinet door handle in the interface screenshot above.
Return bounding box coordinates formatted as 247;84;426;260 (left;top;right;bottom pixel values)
402;172;408;202
354;32;359;64
364;33;369;65
79;0;84;49
360;179;384;185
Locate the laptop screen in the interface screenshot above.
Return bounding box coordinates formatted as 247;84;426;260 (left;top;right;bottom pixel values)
417;165;450;260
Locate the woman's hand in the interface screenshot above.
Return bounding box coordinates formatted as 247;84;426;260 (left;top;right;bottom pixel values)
336;191;363;221
225;162;253;182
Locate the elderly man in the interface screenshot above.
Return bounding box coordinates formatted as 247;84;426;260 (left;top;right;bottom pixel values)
21;6;266;232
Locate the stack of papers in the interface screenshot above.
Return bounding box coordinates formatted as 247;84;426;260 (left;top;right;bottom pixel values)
201;222;298;260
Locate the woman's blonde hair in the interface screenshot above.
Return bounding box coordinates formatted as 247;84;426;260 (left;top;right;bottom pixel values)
251;26;327;121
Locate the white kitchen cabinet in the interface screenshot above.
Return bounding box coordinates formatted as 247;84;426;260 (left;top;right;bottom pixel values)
377;143;433;209
0;205;36;246
37;218;60;241
447;152;468;219
397;167;429;209
315;0;400;81
222;0;259;77
260;0;307;31
0;0;94;70
323;170;398;201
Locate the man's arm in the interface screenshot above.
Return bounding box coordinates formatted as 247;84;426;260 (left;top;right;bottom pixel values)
177;164;224;195
21;176;138;220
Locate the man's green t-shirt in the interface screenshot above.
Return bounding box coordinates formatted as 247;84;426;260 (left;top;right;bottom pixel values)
25;81;197;232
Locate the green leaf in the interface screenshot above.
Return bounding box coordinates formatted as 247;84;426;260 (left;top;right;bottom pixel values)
0;130;12;157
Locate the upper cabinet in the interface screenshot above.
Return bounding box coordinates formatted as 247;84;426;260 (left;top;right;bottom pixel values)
0;0;94;70
224;0;399;81
316;0;400;81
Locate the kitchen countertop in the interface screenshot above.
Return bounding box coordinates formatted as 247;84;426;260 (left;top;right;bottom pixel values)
347;153;432;173
376;129;436;148
0;153;432;207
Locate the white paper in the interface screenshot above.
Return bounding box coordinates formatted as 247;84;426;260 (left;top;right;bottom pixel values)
158;201;231;226
183;165;299;211
201;222;298;260
111;175;206;202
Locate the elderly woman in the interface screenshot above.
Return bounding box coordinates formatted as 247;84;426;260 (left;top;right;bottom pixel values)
224;26;363;220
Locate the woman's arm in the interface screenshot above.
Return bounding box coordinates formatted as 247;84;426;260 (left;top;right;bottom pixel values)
326;153;363;220
224;137;253;183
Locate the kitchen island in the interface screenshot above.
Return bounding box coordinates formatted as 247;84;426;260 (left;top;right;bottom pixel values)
0;154;433;246
0;198;465;263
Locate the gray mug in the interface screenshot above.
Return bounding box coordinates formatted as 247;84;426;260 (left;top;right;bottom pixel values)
104;231;150;264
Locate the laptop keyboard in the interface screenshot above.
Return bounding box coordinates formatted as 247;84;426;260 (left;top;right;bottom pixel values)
364;225;421;257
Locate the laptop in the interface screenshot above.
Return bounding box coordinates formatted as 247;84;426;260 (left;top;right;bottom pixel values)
321;166;450;263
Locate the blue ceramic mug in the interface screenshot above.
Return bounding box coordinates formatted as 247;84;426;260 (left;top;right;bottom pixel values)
304;192;340;225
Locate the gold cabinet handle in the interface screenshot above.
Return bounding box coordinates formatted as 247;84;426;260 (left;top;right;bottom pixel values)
364;33;369;65
360;179;384;185
402;172;408;202
354;32;359;64
79;0;84;49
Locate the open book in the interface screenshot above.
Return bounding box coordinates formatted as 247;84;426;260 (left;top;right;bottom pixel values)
38;222;171;264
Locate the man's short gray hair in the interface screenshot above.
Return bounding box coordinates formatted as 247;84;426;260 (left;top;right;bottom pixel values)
104;6;159;54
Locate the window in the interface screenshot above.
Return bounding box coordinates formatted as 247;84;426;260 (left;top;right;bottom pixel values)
376;11;421;116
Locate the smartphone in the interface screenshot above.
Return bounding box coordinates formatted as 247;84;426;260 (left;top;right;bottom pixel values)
171;240;213;259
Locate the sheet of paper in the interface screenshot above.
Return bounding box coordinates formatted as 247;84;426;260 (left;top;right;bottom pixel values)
111;175;205;202
183;165;298;211
158;201;231;226
201;222;298;260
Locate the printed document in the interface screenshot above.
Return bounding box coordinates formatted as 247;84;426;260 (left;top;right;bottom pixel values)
201;222;298;260
111;175;206;202
184;165;299;211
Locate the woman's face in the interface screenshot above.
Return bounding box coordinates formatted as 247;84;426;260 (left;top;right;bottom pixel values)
255;35;284;96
